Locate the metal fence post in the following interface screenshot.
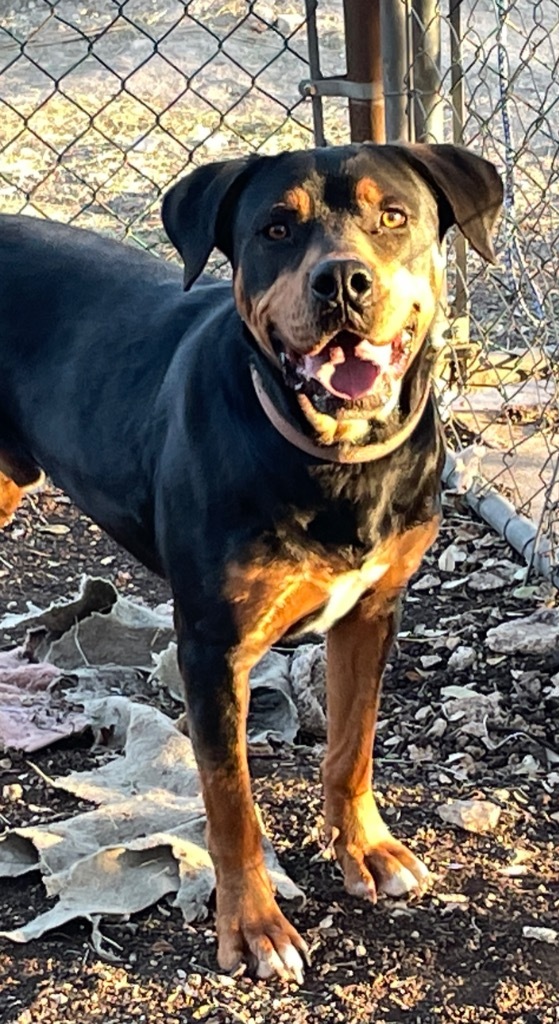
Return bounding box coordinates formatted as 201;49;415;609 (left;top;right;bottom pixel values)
381;0;410;141
449;0;470;344
409;1;450;374
304;0;327;146
411;0;444;142
342;0;385;142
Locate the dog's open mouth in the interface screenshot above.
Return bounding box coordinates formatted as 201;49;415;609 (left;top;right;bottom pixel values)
277;325;415;405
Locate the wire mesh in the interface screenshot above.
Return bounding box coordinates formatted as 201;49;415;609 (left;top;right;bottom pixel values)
409;0;559;575
0;0;349;260
1;0;557;575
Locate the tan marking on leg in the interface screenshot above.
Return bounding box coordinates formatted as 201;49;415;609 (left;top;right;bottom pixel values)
0;468;44;527
193;630;309;980
215;555;337;976
199;683;263;880
225;556;339;672
201;751;307;979
323;516;440;900
0;473;25;527
219;518;439;954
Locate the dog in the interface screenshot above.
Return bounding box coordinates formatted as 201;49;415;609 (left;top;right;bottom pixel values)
0;143;502;982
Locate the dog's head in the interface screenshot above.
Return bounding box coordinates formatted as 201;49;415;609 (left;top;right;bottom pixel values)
163;145;502;435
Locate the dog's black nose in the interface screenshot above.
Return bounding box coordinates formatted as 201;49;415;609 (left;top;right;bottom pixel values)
310;259;373;310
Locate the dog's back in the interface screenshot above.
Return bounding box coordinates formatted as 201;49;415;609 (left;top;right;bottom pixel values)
0;214;233;562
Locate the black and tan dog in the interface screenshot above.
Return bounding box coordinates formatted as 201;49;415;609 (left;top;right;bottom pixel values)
0;144;502;982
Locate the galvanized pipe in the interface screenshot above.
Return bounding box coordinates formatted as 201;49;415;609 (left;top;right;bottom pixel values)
381;0;409;141
342;0;385;142
411;0;444;142
304;0;326;147
449;0;469;320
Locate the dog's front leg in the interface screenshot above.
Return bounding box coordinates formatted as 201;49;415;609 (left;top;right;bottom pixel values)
323;593;430;900
0;473;25;527
176;627;308;983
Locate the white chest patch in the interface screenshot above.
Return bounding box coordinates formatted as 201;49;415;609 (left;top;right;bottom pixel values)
305;561;390;634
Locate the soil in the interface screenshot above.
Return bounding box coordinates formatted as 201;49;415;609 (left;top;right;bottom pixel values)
0;484;557;1023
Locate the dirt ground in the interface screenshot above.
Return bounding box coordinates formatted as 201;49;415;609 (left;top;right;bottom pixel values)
0;484;557;1023
0;3;558;1019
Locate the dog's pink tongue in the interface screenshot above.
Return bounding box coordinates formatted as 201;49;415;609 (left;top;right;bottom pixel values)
302;336;390;399
330;356;380;399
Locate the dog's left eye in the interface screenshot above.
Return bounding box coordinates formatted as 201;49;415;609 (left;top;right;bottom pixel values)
264;223;290;241
380;209;407;229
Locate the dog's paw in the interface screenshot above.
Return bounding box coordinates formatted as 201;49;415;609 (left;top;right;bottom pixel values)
326;791;430;902
340;834;430;901
216;869;309;984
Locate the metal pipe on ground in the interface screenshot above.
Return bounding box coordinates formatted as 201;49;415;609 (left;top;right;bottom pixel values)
443;453;559;588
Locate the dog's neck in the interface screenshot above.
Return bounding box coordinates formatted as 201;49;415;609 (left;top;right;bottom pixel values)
249;356;435;465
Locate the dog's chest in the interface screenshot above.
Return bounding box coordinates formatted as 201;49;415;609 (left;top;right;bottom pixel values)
226;517;439;661
295;556;389;635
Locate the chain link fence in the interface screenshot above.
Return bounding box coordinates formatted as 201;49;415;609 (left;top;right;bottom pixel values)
409;0;559;579
0;0;347;259
1;0;558;577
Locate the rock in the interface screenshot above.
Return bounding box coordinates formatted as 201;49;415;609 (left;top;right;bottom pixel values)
275;13;302;34
510;669;542;699
444;752;477;779
412;573;441;591
467;570;508;592
522;926;557;944
512;754;541;779
485;609;559;656
444;444;486;493
441;690;503;740
420;654;443;669
408;744;434;763
441;578;466;591
427;717;447;739
438;798;501;833
441;684;479;700
2;783;23;802
448;645;476;671
546;673;559;698
438;544;466;573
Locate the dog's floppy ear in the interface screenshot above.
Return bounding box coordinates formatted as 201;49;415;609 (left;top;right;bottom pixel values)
395;143;503;263
162;156;259;289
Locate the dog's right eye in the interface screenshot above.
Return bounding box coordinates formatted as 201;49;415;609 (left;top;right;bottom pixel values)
264;223;290;241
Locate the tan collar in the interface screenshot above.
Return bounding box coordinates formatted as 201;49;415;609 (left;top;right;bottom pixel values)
250;366;433;464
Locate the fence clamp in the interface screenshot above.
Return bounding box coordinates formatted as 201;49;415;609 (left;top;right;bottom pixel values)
299;76;375;101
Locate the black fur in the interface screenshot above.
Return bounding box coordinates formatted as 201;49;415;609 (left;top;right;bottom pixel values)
0;144;502;975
